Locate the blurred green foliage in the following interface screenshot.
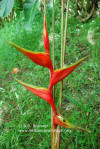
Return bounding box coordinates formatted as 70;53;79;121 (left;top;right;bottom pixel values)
0;0;14;17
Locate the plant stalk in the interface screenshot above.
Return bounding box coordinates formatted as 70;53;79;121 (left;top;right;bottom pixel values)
63;0;70;64
51;0;55;149
59;0;64;112
44;0;46;15
54;1;64;149
43;1;55;148
55;0;70;148
61;0;64;69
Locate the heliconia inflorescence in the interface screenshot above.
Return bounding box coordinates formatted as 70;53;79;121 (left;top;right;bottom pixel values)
8;14;89;132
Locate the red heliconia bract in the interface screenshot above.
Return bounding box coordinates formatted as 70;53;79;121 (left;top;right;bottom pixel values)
16;79;56;114
43;14;50;53
49;57;87;90
53;113;89;132
8;41;53;70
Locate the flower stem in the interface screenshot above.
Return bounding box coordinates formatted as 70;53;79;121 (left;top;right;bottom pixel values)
51;0;56;149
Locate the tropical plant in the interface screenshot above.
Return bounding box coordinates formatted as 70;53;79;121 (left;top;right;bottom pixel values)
8;0;90;148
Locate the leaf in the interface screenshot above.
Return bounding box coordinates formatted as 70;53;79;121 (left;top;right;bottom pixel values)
8;41;53;70
16;79;56;113
43;14;50;53
23;0;39;31
49;57;88;89
53;113;90;133
0;0;14;17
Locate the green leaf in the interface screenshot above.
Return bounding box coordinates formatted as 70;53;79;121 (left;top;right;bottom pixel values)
0;0;14;17
23;0;39;31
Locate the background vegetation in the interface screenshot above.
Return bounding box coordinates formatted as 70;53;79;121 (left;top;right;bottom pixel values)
0;0;100;148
